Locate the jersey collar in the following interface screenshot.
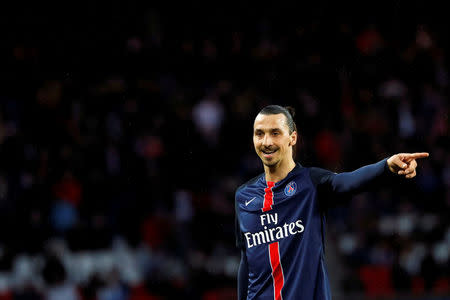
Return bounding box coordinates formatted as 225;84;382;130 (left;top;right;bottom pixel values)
259;162;303;187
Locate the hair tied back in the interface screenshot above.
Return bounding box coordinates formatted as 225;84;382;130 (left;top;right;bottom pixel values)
285;106;296;119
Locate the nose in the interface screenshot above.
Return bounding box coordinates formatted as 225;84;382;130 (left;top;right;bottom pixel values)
262;134;273;147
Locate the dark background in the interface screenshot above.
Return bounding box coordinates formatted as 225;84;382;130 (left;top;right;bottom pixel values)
0;1;448;299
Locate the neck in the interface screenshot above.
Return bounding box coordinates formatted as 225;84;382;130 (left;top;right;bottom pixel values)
264;158;296;183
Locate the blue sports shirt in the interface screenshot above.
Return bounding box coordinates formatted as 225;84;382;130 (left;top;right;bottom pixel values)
235;158;395;300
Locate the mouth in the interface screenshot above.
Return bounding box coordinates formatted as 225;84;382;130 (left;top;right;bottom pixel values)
261;149;278;158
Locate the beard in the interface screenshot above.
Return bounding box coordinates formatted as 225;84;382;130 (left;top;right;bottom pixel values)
263;159;279;167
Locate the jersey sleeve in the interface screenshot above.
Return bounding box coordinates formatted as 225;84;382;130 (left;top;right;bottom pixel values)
235;216;245;250
310;158;398;207
235;192;246;250
237;249;248;300
235;190;248;299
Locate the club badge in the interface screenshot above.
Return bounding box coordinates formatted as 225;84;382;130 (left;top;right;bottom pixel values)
284;181;297;196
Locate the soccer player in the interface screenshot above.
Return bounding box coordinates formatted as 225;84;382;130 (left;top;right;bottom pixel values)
235;105;429;300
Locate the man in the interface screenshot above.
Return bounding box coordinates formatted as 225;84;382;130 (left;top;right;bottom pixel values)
235;105;429;300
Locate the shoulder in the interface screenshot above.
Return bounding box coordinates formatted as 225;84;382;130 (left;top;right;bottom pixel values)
235;173;264;209
235;173;264;195
307;166;336;187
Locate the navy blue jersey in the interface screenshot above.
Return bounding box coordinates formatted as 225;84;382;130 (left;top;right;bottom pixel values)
235;158;394;300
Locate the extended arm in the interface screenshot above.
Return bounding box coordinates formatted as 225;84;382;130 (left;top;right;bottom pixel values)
310;152;429;195
310;158;391;195
328;158;388;194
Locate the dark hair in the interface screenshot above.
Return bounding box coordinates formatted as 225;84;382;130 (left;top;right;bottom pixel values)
258;105;297;134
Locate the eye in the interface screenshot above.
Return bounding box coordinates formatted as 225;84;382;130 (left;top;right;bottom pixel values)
272;131;279;136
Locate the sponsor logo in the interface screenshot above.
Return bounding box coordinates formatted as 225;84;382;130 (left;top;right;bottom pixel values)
244;213;305;248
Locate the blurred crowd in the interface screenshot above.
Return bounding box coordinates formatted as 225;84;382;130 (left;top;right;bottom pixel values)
0;2;449;299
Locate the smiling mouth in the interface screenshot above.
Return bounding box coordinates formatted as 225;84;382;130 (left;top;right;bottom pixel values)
261;149;278;155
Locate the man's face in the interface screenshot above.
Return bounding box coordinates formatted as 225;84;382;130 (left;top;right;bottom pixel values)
253;113;297;167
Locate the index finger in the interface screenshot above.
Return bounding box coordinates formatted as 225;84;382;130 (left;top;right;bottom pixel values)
404;152;429;160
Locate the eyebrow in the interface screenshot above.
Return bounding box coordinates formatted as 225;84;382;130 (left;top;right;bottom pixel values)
254;127;282;132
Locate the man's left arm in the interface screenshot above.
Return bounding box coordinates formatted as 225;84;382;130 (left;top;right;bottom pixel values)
311;152;429;195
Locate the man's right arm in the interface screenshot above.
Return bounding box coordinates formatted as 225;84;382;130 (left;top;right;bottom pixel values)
235;191;248;300
238;249;248;300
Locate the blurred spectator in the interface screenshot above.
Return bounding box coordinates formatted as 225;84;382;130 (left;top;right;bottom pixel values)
42;256;80;300
192;95;224;146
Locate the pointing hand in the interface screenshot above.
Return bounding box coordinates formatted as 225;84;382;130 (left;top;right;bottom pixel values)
387;152;429;179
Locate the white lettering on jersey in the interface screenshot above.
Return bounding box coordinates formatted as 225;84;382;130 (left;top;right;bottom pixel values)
245;219;305;248
260;213;278;226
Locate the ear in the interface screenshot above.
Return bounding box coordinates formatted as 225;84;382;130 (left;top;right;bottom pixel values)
289;131;298;146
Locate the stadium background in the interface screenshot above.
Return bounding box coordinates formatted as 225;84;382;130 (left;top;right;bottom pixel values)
0;1;449;299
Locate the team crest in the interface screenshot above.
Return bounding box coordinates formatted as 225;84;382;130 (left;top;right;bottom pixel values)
284;181;297;196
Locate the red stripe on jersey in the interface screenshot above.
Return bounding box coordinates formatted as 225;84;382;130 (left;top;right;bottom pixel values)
269;242;284;300
262;181;275;212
